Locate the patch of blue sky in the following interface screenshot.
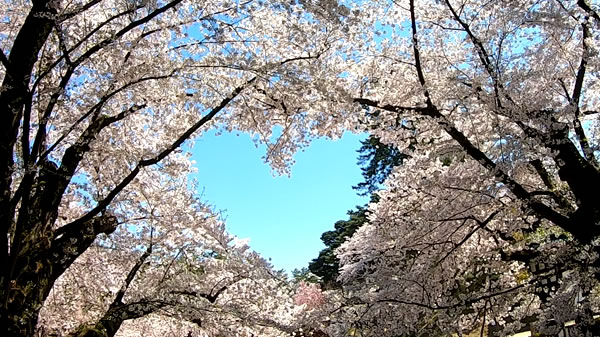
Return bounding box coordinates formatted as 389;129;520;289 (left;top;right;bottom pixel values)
190;129;368;273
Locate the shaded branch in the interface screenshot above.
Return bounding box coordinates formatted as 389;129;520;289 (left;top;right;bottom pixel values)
379;0;600;244
0;49;11;76
442;0;511;110
34;104;147;240
58;0;103;22
113;243;153;305
530;159;573;211
30;0;185;162
353;97;423;113
68;299;168;337
577;0;600;23
49;213;118;281
172;284;229;304
570;20;597;166
38;71;174;163
434;210;500;266
0;1;58;284
409;0;427;91
33;8;137;90
374;282;527;311
355;98;572;234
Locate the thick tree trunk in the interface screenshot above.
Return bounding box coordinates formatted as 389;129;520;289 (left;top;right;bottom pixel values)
0;1;58;336
3;213;117;337
67;301;165;337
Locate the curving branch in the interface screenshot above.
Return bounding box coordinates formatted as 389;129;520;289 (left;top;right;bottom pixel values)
29;0;186;164
67;299;168;337
569;19;598;167
113;243;153;305
356;98;574;238
434;210;500;266
55;77;256;238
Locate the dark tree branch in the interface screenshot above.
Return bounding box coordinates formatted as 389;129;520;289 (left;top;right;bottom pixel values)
443;0;494;80
33;9;136;91
28;0;186;168
37;72;174;164
30;66;76;162
0;1;58;293
3;213;118;337
113;242;153;305
0;49;11;76
558;78;572;101
409;0;427;91
442;0;513;110
570;21;597;166
172;284;229;304
435;210;500;266
55;24;73;66
33;0;180;92
530;159;573;211
58;0;103;22
171;274;247;304
33;103;147;240
20;91;32;171
49;213;118;281
371;282;527;311
72;0;185;67
389;0;600;244
353;97;423;113
357;98;573;238
69;299;168;337
509;115;600;216
31;0;185;163
577;0;600;23
56;77;256;237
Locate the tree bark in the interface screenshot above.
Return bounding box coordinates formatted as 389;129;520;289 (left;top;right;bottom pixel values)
4;214;117;337
0;2;58;336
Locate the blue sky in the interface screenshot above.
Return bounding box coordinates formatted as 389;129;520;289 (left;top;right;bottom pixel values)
191;130;368;273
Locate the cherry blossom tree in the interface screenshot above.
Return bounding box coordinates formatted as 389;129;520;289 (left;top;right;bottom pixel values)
346;0;600;244
0;0;355;336
37;176;302;337
328;0;600;335
294;282;326;310
5;0;600;335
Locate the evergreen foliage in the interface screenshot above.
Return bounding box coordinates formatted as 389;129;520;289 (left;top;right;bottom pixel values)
353;136;409;196
309;205;368;288
308;136;405;288
291;267;321;284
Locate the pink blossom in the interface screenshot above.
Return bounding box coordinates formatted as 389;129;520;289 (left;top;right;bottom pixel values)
294;282;326;310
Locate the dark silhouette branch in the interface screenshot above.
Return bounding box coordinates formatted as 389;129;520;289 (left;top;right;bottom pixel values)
434;210;500;266
113;243;153;305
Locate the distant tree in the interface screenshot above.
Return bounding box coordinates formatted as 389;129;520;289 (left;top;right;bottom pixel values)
292;267;321;285
309;136;406;289
353;136;409;197
309;206;368;289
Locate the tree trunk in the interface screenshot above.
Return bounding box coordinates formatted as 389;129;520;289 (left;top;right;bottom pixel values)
67;301;165;337
0;1;57;336
2;213;117;337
